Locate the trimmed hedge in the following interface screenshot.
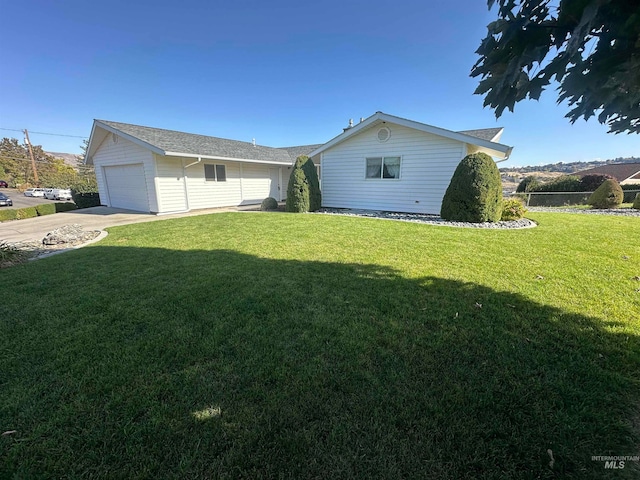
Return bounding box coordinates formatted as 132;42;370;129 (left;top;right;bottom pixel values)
530;175;583;192
35;204;56;216
441;153;502;222
633;193;640;210
286;156;321;213
71;191;101;209
55;202;78;212
579;174;613;191
0;209;17;222
16;207;38;220
588;179;623;209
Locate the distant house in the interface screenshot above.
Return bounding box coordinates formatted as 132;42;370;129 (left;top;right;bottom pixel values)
310;112;512;214
85;112;513;215
574;163;640;185
85;120;320;213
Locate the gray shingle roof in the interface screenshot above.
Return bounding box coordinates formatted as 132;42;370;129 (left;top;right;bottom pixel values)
457;128;503;142
97;120;318;164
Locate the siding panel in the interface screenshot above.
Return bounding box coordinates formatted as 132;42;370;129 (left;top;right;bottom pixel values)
92;135;158;211
322;124;466;214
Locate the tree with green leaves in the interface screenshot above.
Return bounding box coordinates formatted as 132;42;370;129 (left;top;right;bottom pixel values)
472;0;640;134
286;156;321;212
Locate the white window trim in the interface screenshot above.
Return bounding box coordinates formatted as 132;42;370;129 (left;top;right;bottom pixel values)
364;155;402;180
204;163;227;182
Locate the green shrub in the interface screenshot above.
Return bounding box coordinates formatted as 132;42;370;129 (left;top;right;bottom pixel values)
35;203;56;216
501;198;527;220
286;156;321;213
0;241;29;268
588;179;623;209
261;197;278;211
440;153;503;222
16;207;38;220
54;202;78;212
632;193;640;210
0;209;17;222
530;175;583;192
516;176;540;193
579;174;613;191
71;191;101;209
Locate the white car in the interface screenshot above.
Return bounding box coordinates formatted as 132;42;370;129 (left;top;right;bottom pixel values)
44;188;72;200
23;188;46;197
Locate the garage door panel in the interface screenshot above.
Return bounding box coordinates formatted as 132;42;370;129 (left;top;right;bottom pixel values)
104;164;149;212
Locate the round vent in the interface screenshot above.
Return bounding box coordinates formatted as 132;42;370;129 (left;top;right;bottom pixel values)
111;133;119;144
377;127;390;143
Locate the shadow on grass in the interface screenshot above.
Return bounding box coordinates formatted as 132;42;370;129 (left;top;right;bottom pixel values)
1;247;638;479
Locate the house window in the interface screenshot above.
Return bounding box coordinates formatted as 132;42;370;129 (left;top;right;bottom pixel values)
366;156;401;179
205;164;226;182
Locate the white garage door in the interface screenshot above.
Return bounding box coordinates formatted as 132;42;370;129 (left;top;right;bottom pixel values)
103;164;150;212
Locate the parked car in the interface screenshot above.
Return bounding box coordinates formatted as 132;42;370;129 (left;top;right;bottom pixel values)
23;188;46;197
43;188;55;199
0;180;8;188
52;189;72;201
0;192;13;207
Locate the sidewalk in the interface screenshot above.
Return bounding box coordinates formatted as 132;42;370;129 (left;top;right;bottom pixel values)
0;205;259;243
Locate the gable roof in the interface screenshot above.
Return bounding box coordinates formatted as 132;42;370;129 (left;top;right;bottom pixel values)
574;163;640;183
458;127;504;143
86;120;319;166
309;112;513;160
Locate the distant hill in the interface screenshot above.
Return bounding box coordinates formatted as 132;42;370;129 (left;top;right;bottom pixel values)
499;156;640;192
46;151;80;168
500;156;640;174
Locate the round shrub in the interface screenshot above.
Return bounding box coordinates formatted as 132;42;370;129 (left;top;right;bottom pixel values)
587;179;623;209
501;198;527;221
516;175;540;193
632;193;640;210
261;197;278;211
579;174;613;191
440;152;503;223
286;156;321;213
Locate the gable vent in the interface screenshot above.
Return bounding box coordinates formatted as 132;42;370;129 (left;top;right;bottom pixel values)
112;133;119;144
377;127;390;143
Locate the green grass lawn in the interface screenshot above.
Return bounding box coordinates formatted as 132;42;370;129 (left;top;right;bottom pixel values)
1;212;639;479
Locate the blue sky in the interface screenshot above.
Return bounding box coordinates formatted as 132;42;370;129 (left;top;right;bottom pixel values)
0;0;637;167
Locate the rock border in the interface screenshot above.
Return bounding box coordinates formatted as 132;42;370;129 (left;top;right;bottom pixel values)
316;208;537;229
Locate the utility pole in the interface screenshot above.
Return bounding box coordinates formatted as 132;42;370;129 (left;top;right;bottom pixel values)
23;129;39;185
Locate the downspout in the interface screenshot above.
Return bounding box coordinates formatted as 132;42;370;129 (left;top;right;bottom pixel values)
182;156;203;212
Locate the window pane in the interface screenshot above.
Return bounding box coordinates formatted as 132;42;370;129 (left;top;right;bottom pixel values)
366;157;382;179
216;164;226;182
383;157;401;179
204;164;216;181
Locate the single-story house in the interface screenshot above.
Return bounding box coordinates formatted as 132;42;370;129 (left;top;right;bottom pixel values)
85;112;513;214
308;112;512;214
85;120;321;213
574;163;640;185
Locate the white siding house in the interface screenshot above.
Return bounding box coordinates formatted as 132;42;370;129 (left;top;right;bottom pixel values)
85;113;512;215
309;112;513;214
85;120;321;214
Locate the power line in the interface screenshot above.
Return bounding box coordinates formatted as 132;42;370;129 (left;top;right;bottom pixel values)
0;127;87;139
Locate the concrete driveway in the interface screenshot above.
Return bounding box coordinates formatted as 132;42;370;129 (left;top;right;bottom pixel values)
0;205;259;243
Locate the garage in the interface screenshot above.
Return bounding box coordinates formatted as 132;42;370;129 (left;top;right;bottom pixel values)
103;164;150;211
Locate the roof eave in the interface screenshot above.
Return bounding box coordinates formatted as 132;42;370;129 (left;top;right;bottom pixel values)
309;112;513;158
164;151;293;165
92;120;166;156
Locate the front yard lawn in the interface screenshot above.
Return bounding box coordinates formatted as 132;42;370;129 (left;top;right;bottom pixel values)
1;212;639;478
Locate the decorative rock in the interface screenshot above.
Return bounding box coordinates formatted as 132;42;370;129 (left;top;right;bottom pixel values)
317;208;537;229
42;224;101;246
